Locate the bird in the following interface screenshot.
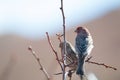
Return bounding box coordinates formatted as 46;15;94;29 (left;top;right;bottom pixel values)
59;41;78;72
75;27;94;80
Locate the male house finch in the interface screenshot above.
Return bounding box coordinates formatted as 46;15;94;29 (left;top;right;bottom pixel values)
75;27;94;79
59;41;78;72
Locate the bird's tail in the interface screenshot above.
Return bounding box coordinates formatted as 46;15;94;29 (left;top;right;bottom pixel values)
79;75;88;80
76;55;87;80
76;55;85;75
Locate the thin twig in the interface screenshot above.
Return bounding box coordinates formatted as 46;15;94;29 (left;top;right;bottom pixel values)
56;34;63;43
85;56;117;70
46;32;63;71
56;33;64;63
60;0;66;80
28;46;51;80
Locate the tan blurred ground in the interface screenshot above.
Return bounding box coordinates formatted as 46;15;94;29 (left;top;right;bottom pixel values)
0;8;120;80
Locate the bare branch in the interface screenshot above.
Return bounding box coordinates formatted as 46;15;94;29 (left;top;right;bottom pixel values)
60;0;66;80
28;46;51;80
60;0;65;28
85;56;117;70
46;32;63;71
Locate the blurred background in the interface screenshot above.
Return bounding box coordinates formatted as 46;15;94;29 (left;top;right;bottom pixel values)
0;0;120;80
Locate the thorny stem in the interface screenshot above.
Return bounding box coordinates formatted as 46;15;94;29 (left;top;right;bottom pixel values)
28;46;51;80
60;0;66;80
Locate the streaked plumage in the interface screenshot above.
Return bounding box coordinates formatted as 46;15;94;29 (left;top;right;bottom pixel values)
59;41;78;71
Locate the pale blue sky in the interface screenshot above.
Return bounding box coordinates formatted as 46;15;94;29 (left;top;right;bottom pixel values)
0;0;120;39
